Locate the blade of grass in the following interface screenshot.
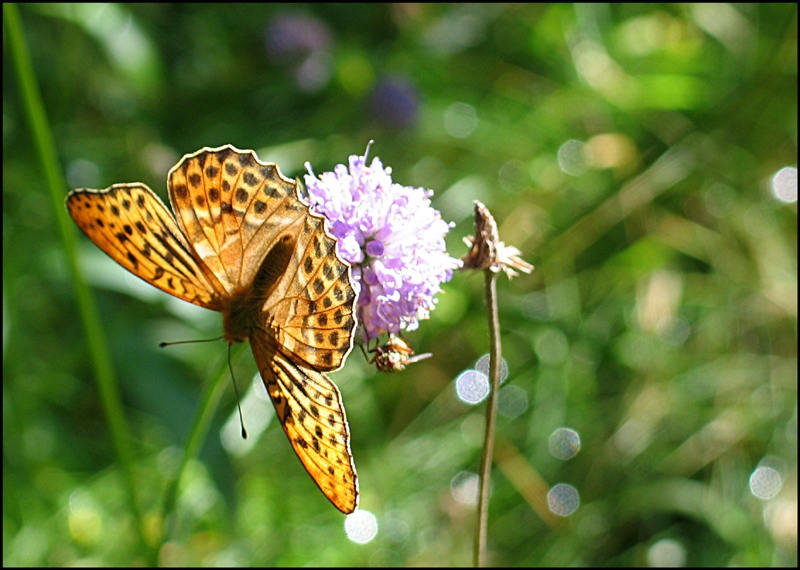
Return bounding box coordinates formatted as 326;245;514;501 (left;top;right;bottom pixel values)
4;2;150;558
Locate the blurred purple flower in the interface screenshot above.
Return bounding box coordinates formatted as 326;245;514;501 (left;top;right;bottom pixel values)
369;76;420;129
265;13;331;60
305;144;460;341
264;13;333;92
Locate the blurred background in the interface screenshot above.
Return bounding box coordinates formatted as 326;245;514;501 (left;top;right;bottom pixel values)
3;3;796;566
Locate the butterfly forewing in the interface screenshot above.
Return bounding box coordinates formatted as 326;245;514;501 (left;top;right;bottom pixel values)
66;183;223;309
67;145;360;514
168;147;304;296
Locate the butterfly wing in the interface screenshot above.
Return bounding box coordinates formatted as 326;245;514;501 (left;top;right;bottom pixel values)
167;145;308;297
262;212;358;372
251;333;359;514
242;181;359;513
168;144;358;368
67;183;224;309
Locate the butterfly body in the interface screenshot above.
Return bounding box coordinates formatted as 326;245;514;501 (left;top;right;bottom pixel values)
221;233;295;345
67;145;359;513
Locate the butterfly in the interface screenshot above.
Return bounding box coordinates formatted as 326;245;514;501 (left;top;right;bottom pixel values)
67;145;359;513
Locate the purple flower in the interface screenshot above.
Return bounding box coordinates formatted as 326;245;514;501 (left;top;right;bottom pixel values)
265;13;331;61
368;76;420;129
305;144;460;341
264;13;333;92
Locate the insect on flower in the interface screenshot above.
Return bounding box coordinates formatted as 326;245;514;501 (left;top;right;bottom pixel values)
366;334;432;373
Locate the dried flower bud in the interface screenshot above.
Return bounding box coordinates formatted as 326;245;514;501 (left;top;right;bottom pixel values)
461;201;533;278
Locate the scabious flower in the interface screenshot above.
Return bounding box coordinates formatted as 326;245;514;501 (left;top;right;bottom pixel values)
304;144;460;342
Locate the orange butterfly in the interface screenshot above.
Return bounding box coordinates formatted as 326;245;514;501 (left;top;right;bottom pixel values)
67;145;359;513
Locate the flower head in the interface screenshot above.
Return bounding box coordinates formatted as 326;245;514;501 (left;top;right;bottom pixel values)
305;144;459;341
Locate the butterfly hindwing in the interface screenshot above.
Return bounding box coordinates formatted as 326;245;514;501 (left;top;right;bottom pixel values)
251;333;359;514
265;213;358;372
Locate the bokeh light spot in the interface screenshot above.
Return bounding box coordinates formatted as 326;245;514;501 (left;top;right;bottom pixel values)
771;166;797;203
498;385;528;417
647;538;687;567
549;427;581;460
475;354;508;383
499;159;529;192
444;102;478;138
557;139;591;176
547;483;580;516
381;510;411;544
749;466;782;499
450;471;480;506
533;328;569;365
456;370;490;404
345;510;378;544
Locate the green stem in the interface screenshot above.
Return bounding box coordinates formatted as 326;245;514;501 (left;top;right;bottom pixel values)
474;270;501;567
160;343;245;541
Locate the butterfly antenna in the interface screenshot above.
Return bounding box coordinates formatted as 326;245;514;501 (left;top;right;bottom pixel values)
158;335;225;348
227;344;248;440
159;336;247;438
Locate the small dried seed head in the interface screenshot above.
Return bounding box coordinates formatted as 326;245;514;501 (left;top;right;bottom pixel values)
461;201;534;279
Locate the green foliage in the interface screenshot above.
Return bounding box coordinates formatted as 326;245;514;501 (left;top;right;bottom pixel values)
4;3;796;566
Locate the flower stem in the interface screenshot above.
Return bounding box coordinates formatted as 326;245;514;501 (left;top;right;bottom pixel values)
474;269;501;567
